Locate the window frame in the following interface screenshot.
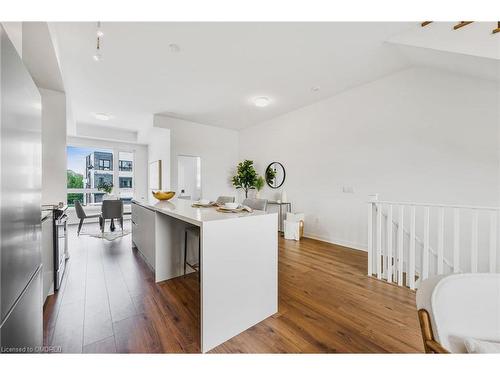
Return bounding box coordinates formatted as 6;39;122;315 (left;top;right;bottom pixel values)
67;144;136;206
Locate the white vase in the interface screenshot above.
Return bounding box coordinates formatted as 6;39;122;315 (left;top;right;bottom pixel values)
256;190;261;199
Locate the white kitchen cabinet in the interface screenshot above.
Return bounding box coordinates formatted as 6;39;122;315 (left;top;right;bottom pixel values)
41;212;54;302
131;198;278;353
131;202;156;269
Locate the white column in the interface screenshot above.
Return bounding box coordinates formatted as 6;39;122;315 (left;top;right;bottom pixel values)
368;202;373;276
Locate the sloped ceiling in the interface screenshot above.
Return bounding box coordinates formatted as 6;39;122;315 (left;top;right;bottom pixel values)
22;22;65;92
387;21;500;83
50;22;499;134
51;22;413;131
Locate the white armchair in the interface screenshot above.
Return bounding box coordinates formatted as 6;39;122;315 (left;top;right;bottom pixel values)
416;273;500;353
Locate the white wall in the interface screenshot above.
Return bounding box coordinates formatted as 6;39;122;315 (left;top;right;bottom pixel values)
154;115;239;201
239;67;500;251
76;122;138;143
1;22;22;56
40;88;67;205
146;126;171;192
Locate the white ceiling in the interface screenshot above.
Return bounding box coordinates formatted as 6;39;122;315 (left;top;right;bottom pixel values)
51;22;415;132
50;22;499;134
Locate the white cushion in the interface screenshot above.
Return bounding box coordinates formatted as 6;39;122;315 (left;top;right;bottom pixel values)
416;273;500;353
464;338;500;353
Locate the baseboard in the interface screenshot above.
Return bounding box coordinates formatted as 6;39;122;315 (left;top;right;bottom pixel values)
302;232;367;252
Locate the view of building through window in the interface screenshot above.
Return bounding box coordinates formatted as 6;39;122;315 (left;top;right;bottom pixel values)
67;146;134;206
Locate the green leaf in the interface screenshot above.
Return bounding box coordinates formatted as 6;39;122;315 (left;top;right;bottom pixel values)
231;160;258;192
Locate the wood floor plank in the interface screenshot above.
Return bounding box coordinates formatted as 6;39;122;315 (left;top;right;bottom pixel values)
44;222;423;353
113;314;162;353
83;336;117;353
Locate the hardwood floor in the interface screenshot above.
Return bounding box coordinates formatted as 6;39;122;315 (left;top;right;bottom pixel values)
43;221;423;353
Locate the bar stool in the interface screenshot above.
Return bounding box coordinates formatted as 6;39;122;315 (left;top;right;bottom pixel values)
184;226;200;275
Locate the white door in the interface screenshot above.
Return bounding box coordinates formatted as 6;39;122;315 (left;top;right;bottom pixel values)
177;155;201;200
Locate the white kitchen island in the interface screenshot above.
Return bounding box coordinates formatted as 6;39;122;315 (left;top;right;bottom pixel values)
131;198;278;352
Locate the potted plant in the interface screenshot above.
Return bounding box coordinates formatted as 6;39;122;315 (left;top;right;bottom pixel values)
97;181;114;200
232;160;258;198
255;176;265;198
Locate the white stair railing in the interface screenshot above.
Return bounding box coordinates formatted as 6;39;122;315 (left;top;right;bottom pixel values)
368;194;499;290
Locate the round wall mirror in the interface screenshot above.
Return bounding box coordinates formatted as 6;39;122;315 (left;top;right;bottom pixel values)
265;162;286;189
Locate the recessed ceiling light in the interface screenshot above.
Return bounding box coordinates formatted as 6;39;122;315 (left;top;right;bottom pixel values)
169;43;181;53
253;96;271;108
94;113;111;121
311;86;320;92
93;52;102;62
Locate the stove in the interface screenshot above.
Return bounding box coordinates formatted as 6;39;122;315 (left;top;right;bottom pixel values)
42;204;68;291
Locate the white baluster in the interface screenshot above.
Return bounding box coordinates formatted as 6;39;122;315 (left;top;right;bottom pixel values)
422;206;430;280
409;206;416;289
437;207;444;275
386;204;393;283
490;211;498;273
376;204;382;279
453;208;460;273
397;205;404;286
471;210;478;273
368;202;373;276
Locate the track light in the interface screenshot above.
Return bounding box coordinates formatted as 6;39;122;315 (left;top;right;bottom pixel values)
93;21;103;62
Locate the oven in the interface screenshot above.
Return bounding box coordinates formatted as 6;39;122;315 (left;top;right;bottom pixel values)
53;206;68;291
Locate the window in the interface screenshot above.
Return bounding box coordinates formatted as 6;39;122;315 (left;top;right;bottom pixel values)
95;173;113;188
119;160;133;171
118;151;134;203
99;159;111;170
67;146;135;206
119;177;133;189
67;146;115;206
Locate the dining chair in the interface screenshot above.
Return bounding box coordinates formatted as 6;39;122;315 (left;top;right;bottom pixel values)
184;226;200;276
216;196;235;205
242;198;268;211
75;200;101;236
100;200;124;234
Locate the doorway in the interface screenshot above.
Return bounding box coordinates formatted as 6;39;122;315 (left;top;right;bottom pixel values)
177;155;202;200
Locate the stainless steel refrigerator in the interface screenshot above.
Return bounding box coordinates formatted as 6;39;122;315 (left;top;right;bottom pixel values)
0;26;43;352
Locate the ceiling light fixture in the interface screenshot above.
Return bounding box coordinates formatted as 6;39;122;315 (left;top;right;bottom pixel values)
253;96;271;108
93;21;103;62
169;43;181;53
94;113;111;121
311;86;320;92
96;21;104;37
